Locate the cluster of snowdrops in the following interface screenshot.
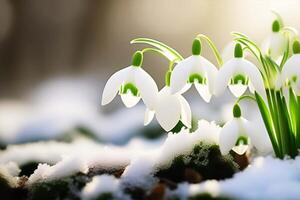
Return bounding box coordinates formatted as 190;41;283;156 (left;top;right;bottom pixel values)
102;14;300;159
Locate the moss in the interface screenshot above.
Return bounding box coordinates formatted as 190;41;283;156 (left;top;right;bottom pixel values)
156;143;239;182
189;193;233;200
27;172;91;200
94;193;114;200
0;175;27;200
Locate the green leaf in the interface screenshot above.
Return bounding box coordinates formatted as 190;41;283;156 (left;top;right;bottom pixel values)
289;88;298;133
131;38;183;62
255;92;281;157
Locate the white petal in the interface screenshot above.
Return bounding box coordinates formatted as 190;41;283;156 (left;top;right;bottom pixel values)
240;59;266;98
156;89;181;131
214;58;237;96
177;95;192;128
195;83;212;102
178;83;192;95
199;56;218;95
228;83;247;97
219;119;239;155
245;121;273;154
269;32;287;61
282;55;300;77
232;144;248;155
170;56;194;94
120;92;141;108
134;68;158;110
101;67;130;105
144;108;155;126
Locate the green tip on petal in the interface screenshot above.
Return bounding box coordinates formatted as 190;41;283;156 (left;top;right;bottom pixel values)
192;38;202;55
132;51;143;67
272;20;280;32
233;104;241;118
234;43;243;58
293;40;300;54
235;135;248;146
165;70;172;86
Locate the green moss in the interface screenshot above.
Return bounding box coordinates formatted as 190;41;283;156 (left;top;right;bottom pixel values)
94;193;114;200
156;143;239;182
0;175;27;200
27;172;90;200
189;193;233;200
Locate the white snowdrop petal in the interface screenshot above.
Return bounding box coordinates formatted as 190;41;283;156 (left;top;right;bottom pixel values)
144;108;155;126
195;83;212;102
178;83;192;95
214;59;237;96
219;119;239;155
228;83;248;97
245;121;273;154
177;95;192;128
120;93;141;108
156;90;181;131
282;55;300;81
241;59;266;97
269;32;287;61
170;56;194;94
101;67;130;105
200;57;218;95
134;68;158;110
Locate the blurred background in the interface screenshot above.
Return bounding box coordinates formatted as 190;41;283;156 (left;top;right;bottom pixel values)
1;0;300;98
0;0;300;145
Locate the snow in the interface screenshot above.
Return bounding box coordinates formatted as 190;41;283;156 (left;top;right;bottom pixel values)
0;78;145;145
81;175;124;200
155;120;220;167
0;162;20;187
167;156;300;200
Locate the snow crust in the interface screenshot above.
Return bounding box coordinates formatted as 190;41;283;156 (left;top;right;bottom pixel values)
170;156;300;200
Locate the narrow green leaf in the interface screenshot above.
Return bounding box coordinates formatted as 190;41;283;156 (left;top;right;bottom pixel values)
255;92;281;157
289;88;298;133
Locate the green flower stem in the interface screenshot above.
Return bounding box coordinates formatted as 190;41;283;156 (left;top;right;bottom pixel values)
141;48;174;62
271;10;284;29
131;38;184;61
235;95;256;104
196;34;223;67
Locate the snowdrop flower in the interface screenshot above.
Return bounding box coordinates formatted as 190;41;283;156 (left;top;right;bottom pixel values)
215;43;265;97
262;20;288;62
144;86;191;132
170;39;218;102
281;41;300;94
219;104;271;155
101;51;158;109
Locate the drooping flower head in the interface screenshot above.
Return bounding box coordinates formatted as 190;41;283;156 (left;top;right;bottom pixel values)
170;38;218;102
282;40;300;95
262;20;288;62
144;86;191;132
101;51;158;109
219;104;272;155
215;43;265;97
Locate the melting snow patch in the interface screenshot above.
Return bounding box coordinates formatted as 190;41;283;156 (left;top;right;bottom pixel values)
183;156;300;200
